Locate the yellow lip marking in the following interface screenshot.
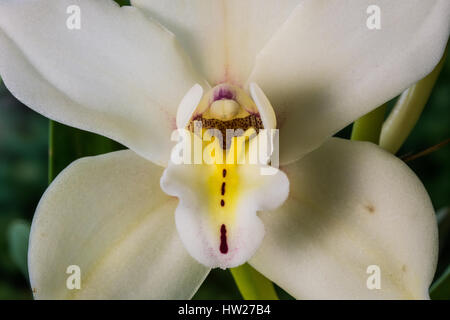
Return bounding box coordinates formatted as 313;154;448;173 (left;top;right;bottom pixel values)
202;130;257;255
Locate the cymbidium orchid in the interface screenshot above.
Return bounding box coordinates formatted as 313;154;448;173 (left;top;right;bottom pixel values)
0;0;449;299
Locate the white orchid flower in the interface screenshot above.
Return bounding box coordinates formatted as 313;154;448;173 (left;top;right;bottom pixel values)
0;0;449;300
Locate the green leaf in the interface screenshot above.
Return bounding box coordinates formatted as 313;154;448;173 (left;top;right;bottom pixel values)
351;104;387;144
114;0;130;6
7;220;31;279
230;264;278;300
437;207;450;254
430;264;450;300
49;121;124;182
379;48;447;154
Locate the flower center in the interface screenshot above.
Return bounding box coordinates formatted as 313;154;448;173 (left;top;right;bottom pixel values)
178;83;274;149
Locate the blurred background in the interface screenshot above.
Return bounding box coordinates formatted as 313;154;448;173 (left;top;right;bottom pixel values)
0;1;448;300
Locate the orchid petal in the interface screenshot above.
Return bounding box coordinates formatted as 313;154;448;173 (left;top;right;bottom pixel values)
0;0;208;166
29;150;209;299
248;0;450;164
132;0;302;86
249;83;277;130
250;138;438;299
177;84;204;129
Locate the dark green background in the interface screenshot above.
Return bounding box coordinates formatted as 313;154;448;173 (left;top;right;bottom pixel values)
0;0;448;299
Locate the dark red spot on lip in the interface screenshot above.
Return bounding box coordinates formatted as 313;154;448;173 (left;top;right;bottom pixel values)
221;182;226;195
222;169;227;177
220;224;228;254
220;199;225;207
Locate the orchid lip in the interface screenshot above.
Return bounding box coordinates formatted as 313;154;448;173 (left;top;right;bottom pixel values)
166;82;289;268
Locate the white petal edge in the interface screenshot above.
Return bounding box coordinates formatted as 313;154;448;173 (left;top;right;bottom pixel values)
250;138;438;299
0;0;208;167
132;0;303;86
247;0;450;165
29;150;209;299
176;84;204;129
249;82;277;130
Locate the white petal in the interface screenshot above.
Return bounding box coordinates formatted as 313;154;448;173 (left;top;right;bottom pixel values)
250;138;438;299
29;150;209;299
0;0;208;166
248;0;450;164
249;83;277;130
132;0;302;86
176;84;204;129
160;135;289;268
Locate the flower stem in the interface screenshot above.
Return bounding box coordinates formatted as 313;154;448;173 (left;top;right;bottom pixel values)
351;104;387;144
379;49;447;153
230;264;279;300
